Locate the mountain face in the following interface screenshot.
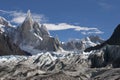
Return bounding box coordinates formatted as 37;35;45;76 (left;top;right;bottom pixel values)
0;18;27;55
0;10;106;55
16;11;49;45
0;33;28;55
62;35;104;51
83;24;120;68
15;10;61;53
0;10;61;55
85;24;120;52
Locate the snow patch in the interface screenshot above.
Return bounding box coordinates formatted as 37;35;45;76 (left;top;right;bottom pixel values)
33;33;43;40
0;24;5;33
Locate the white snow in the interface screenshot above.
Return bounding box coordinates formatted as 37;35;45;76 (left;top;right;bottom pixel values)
0;24;5;33
81;37;97;48
33;33;43;40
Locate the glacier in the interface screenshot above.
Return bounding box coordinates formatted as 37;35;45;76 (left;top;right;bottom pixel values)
0;10;120;80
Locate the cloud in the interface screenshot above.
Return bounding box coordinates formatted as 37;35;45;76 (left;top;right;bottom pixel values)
45;23;103;35
0;10;103;35
0;10;47;24
10;11;26;24
81;29;103;35
98;2;113;10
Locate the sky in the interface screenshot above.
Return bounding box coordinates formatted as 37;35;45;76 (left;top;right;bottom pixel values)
0;0;120;41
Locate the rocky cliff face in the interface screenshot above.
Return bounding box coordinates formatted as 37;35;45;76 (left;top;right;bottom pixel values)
0;18;27;55
0;33;27;55
83;24;120;68
15;10;61;53
88;45;120;68
85;24;120;52
0;10;61;55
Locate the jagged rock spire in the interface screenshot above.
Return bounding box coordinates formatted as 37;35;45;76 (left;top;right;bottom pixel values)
16;10;61;52
27;10;31;17
24;10;33;22
21;10;34;31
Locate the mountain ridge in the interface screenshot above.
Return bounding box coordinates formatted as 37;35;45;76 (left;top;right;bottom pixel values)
85;24;120;52
0;10;62;55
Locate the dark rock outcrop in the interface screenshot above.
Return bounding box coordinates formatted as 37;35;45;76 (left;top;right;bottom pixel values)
85;24;120;52
0;16;30;55
88;45;120;68
0;32;27;55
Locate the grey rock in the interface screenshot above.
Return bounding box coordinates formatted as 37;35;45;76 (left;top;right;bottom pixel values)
15;10;61;52
88;45;120;68
0;32;27;55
